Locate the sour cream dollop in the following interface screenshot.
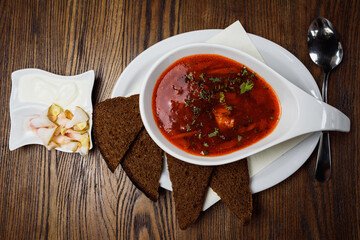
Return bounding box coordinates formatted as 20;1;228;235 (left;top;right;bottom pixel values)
18;73;90;108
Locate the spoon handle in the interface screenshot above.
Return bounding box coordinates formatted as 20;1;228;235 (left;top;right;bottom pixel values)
322;70;330;102
315;132;331;181
315;71;331;182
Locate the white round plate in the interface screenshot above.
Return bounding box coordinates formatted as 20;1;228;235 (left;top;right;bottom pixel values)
111;30;321;194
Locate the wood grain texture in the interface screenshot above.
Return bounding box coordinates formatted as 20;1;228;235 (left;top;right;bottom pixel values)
0;0;359;239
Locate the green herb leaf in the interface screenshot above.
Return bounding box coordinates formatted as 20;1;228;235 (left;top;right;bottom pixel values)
199;91;205;99
242;67;248;76
240;80;254;94
225;105;232;111
186;74;193;80
201;150;209;155
219;92;225;102
208;132;217;138
209;77;221;83
203;143;209;147
220;135;225;140
238;135;242;141
186;124;191;131
193;107;200;114
208;128;219;137
185;99;191;106
250;72;255;78
191;120;196;125
200;73;205;80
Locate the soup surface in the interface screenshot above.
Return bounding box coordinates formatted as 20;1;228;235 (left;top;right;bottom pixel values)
152;54;281;156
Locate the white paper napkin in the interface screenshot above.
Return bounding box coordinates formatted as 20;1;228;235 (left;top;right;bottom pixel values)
201;21;309;210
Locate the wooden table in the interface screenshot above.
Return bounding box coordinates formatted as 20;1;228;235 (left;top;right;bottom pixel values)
1;0;359;239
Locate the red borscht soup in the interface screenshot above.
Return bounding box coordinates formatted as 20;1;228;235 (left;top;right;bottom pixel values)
152;54;281;156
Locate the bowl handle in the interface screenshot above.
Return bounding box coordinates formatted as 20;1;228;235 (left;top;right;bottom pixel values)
295;92;350;134
318;101;350;132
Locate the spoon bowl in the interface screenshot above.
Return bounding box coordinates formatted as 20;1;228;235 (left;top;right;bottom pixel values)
308;18;343;72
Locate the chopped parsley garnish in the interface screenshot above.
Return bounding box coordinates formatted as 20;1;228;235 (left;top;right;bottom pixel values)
186;74;193;80
220;135;225;140
193;107;200;114
209;77;221;83
201;150;209;155
199;91;205;99
200;73;205;80
203;143;209;147
219;92;225;102
225;105;232;111
208;128;219;137
238;135;242;141
242;67;248;76
250;72;255;78
185;99;191;106
192;119;196;125
240;80;254;94
186;124;191;131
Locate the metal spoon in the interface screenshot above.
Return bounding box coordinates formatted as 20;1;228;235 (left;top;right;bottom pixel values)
307;17;343;182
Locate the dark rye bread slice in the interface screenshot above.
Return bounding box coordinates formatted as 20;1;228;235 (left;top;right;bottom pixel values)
166;154;214;229
121;128;163;201
210;159;253;225
93;95;143;172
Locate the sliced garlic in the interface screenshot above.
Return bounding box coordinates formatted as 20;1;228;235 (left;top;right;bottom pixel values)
65;106;89;128
36;127;58;146
47;141;60;150
64;109;74;120
30;115;58;128
73;121;89;131
25;104;90;155
62;141;80;152
48;103;63;122
78;133;90;155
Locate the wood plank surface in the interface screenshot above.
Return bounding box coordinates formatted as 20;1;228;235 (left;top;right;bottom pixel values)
1;0;359;239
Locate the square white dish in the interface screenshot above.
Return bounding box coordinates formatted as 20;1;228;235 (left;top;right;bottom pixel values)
9;69;95;153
